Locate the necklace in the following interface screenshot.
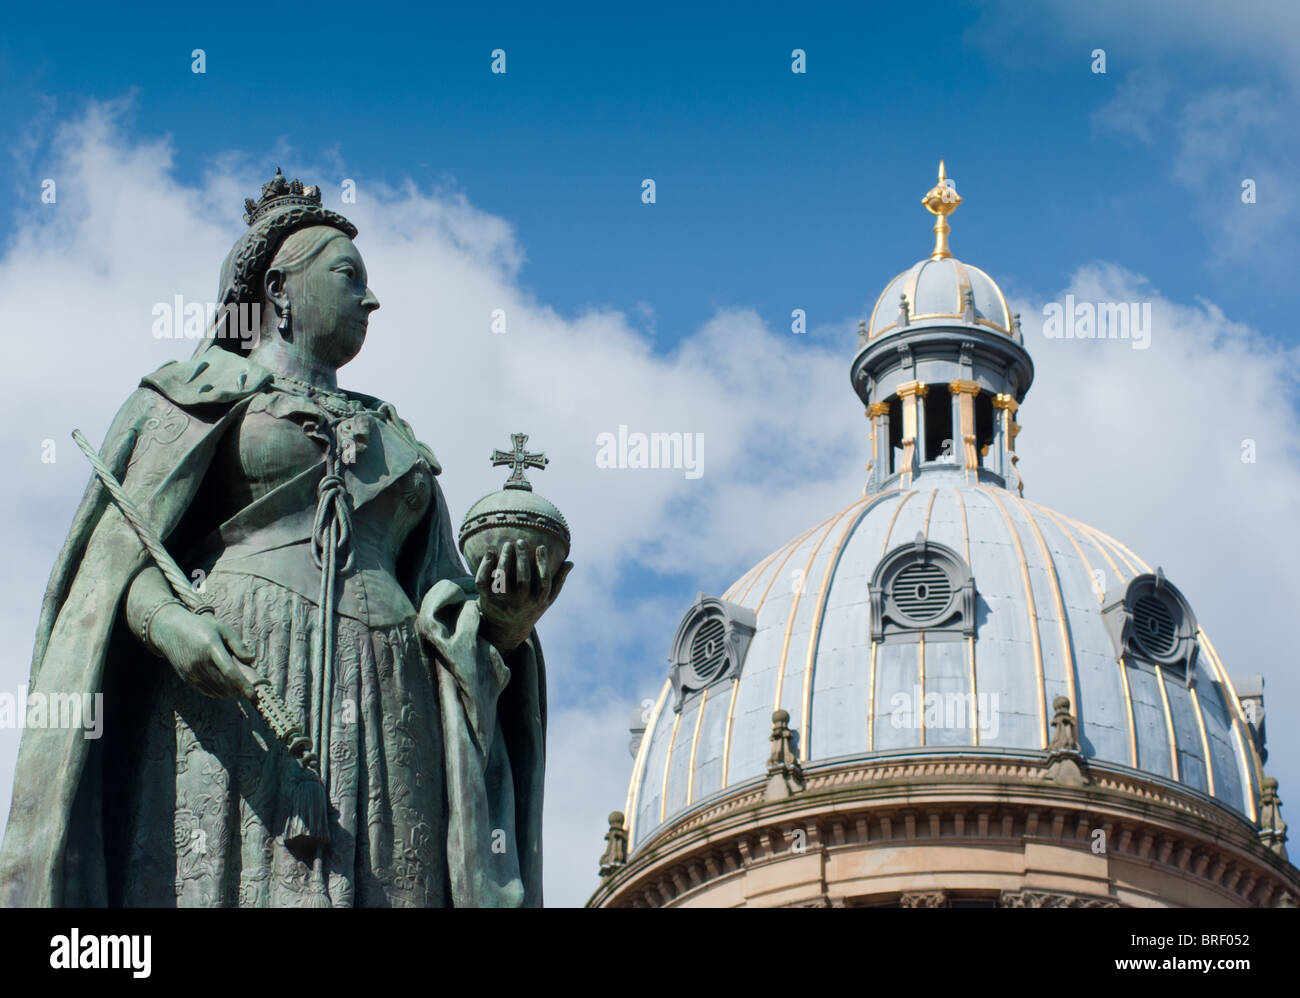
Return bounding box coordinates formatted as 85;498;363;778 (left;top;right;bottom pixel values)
271;374;364;417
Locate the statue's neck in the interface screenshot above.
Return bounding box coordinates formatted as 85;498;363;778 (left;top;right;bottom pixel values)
248;337;339;391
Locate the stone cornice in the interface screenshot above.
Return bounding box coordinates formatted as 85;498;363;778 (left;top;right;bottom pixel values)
589;752;1299;908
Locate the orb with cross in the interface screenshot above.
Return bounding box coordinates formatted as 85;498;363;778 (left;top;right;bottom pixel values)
458;432;571;576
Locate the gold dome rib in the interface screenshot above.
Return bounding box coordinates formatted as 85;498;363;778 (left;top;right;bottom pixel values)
798;490;898;751
730;512;841;604
916;489;942;748
904;261;925;323
658;710;682;823
1104;532;1152;575
639;511;840;833
751;511;841;610
952;258;974;321
865;491;919;751
719;677;741;792
867;640;879;752
1090;526;1142;577
1050;511;1246;810
1190;685;1217;798
879;489;919;559
965;263;1013;333
624;679;671;846
980;487;1049;749
634;494;1261;851
921;486;939;536
728;535;794;604
771;500;869;725
724;559;766;603
1019;502;1080;726
684;685;710;806
954;489;980;746
1029;501;1139;768
721;509;843;788
1155;665;1182;782
867;261;1013;341
1199;629;1262;821
866;268;911;339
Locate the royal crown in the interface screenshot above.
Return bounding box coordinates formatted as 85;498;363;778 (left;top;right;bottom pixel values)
243;168;324;227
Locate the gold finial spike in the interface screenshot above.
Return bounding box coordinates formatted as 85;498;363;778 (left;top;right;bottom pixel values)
921;160;962;260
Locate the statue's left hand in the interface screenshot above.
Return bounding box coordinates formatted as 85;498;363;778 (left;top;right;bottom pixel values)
472;541;572;655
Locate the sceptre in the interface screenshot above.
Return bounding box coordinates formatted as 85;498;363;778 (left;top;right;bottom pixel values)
70;429;328;849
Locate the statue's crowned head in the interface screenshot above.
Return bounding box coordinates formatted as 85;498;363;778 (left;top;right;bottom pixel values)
201;169;363;357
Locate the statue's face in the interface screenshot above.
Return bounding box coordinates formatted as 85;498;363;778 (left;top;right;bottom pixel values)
281;232;379;368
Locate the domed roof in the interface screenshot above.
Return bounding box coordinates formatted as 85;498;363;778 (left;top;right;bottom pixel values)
625;473;1261;850
864;161;1015;343
867;255;1013;339
620;164;1264;860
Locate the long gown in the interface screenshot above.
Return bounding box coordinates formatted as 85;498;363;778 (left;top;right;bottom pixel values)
105;385;450;906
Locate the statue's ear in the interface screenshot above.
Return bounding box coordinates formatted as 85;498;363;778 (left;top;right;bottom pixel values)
263;267;288;309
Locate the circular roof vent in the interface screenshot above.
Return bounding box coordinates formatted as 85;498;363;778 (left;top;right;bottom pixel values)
892;562;952;622
690;616;728;681
1132;594;1178;658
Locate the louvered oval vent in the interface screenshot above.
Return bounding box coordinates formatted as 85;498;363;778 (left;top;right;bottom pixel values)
892;562;952;621
1132;594;1177;657
669;595;758;710
690;616;728;681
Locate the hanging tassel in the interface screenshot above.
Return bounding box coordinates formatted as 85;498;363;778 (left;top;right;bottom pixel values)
284;775;329;851
304;853;332;909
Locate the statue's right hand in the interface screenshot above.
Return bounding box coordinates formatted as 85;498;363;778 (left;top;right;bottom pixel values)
149;604;260;700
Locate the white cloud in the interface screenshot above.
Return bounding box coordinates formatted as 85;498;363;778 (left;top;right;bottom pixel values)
1090;69;1170;145
970;0;1300;84
0;103;864;906
542;696;638;907
1020;264;1300;794
1093;79;1297;267
1168;87;1293;266
1;103;1296;908
972;0;1300;269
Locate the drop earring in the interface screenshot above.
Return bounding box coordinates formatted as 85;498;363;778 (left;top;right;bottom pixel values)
278;301;292;336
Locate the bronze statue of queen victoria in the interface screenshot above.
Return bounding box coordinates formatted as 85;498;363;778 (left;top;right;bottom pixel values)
0;171;570;907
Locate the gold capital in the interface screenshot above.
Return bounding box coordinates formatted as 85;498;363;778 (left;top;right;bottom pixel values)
949;379;981;396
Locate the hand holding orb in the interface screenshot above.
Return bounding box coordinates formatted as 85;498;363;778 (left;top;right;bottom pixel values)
458;433;572;653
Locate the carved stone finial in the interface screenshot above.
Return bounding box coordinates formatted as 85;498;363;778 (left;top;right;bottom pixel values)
765;709;804;801
962;288;976;323
1258;776;1288;859
897;293;910;328
599;811;629;877
1048;695;1078;751
1043;696;1089;787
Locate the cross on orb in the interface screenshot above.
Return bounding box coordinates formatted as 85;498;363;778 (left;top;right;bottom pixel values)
491;432;549;491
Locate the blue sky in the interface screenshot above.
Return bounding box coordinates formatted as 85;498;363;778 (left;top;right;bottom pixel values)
4;1;1294;344
1;1;1298;906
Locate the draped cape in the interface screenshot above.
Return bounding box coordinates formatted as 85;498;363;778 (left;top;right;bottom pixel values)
0;347;545;906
